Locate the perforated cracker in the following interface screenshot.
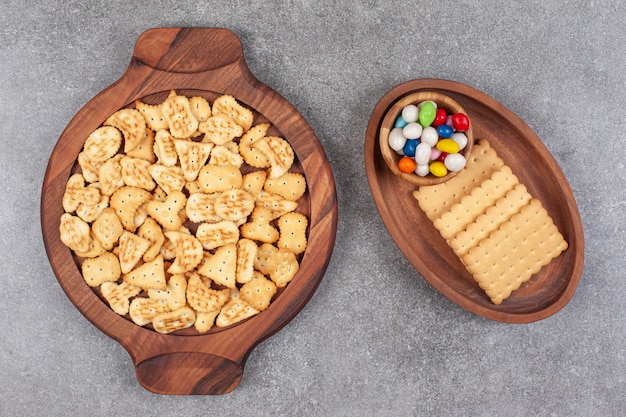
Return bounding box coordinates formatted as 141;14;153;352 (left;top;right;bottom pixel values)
126;128;156;163
174;139;214;182
62;173;101;213
164;230;203;274
100;281;142;316
196;220;240;251
153;306;196;334
433;165;519;240
239;123;271;168
83;126;122;162
449;184;532;257
81;252;121;287
413;139;504;221
77;151;102;183
103;108;146;153
59;213;91;253
117;230;151;274
211;94;254;131
254;243;279;275
270;248;299;288
186;272;230;313
197;164;243;194
199;113;244;145
161;93;199;139
185;192;222;223
235;238;257;284
98;154;125;196
209;144;243;167
196;243;237;289
215;288;260;327
214;188;256;222
147;164;185;194
91;207;123;250
255;191;299;220
251;136;294;179
240;207;279;243
189;96;212;122
136;217;165;262
153;129;178;166
146;190;187;231
75;190;109;223
462;199;568;305
110;186;152;232
120;156;156;191
264;172;306;202
240;272;277;312
241;170;267;197
135;99;169;131
147;273;187;310
129;297;170;326
277;212;308;255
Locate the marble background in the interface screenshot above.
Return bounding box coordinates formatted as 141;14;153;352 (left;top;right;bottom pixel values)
1;1;624;416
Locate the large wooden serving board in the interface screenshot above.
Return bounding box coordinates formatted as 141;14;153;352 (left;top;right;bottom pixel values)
41;28;338;394
365;79;584;323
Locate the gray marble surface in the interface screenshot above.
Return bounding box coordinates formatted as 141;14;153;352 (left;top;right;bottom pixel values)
2;1;624;416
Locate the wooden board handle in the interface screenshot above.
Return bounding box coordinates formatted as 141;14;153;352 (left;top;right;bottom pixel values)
135;352;243;395
133;27;244;73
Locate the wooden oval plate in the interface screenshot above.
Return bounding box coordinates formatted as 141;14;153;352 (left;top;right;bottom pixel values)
41;28;338;394
365;79;584;323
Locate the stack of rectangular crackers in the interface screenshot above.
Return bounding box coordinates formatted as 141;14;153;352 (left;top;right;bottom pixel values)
412;139;568;305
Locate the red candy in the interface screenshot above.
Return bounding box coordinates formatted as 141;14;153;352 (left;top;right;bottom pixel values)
432;108;448;127
451;113;470;132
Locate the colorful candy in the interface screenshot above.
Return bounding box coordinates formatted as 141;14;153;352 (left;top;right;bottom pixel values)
387;100;470;178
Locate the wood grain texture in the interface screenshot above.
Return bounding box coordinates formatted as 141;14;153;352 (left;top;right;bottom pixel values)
364;79;584;323
41;28;338;395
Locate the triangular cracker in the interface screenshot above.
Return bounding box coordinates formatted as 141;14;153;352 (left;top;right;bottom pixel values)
197;243;237;289
123;253;167;291
117;230;151;274
174;139;214;182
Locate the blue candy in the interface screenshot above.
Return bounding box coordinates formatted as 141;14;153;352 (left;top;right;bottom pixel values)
436;124;453;138
402;139;419;157
394;115;408;129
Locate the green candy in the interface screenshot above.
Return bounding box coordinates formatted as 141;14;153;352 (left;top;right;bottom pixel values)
418;101;436;127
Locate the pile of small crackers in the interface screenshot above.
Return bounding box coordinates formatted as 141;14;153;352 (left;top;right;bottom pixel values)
59;91;308;334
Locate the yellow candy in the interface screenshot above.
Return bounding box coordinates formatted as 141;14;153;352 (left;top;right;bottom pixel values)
436;139;460;154
430;161;448;177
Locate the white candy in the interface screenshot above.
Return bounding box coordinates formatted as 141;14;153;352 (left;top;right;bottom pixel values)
420;126;438;147
401;105;419;123
451;132;468;150
402;122;422;139
415;164;430;177
414;142;431;166
444;153;467;172
388;127;406;153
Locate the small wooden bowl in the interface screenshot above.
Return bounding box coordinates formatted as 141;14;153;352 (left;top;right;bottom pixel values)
378;91;474;186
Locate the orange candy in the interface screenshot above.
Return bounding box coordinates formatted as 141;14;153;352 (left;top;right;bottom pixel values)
398;156;417;173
